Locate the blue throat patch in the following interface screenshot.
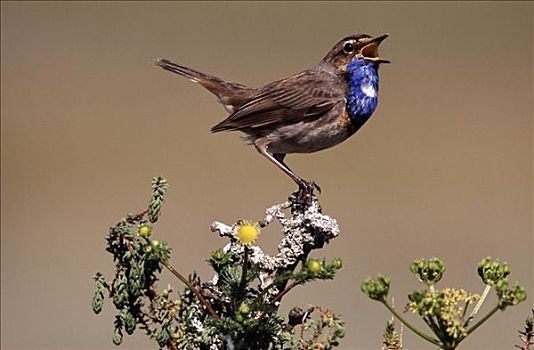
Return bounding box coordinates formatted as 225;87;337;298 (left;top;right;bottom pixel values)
345;59;380;129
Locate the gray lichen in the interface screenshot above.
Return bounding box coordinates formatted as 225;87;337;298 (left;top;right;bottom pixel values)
210;194;340;273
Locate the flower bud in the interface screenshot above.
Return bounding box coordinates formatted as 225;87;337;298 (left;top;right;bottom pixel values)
332;258;343;269
361;274;391;301
478;257;510;286
410;258;445;286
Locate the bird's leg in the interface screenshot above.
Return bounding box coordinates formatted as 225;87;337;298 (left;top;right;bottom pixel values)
273;154;321;193
254;141;319;201
255;144;306;188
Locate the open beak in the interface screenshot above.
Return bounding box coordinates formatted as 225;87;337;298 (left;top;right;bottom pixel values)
361;34;390;63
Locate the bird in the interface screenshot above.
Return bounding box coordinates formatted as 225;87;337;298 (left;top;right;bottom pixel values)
155;34;389;194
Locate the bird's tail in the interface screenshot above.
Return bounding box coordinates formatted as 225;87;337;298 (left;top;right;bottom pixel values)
154;58;252;111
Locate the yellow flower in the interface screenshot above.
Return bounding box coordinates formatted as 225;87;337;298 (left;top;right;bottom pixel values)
235;221;260;246
308;259;322;274
238;303;250;315
138;225;152;238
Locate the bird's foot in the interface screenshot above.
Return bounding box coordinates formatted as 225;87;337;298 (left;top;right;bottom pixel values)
293;180;320;208
301;180;321;194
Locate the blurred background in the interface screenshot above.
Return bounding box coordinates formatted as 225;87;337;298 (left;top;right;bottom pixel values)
1;2;532;349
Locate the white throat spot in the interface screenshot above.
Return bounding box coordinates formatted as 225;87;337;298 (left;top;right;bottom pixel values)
361;84;376;98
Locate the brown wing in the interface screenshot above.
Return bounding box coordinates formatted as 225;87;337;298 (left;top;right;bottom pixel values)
211;69;345;132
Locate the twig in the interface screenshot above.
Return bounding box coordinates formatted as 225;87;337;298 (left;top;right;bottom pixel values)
522;334;534;350
462;299;472;320
125;209;149;224
382;300;442;348
239;246;249;299
464;305;500;338
465;284;491;327
255;280;301;324
123;208;222;321
273;280;300;303
163;262;221;322
122;207;222;321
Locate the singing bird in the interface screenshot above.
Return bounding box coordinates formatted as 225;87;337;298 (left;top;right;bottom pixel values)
155;34;389;193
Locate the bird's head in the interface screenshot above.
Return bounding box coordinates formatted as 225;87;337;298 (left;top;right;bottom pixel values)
322;34;390;71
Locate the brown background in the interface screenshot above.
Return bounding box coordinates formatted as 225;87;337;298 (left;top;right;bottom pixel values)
1;2;532;349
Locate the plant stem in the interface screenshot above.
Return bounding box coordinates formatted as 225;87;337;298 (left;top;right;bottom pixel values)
465;284;491;326
239;246;249;297
464;305;500;337
523;335;534;350
132;208;221;321
255;280;301;324
252;273;293;309
125;209;149;224
273;281;300;303
423;315;445;341
461;299;471;320
162;262;221;321
381;300;442;348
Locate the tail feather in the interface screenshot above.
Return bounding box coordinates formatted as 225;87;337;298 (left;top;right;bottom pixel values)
154;58;207;83
154;58;252;111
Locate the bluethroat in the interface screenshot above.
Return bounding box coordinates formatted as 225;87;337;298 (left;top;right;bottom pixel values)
155;34;389;194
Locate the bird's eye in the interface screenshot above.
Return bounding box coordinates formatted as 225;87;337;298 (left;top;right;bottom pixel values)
343;42;355;54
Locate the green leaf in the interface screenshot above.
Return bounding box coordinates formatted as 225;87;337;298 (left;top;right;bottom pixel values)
113;316;123;346
149;177;169;223
92;273;106;314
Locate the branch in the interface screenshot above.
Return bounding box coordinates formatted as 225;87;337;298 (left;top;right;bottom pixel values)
382;300;442;348
273;280;300;303
464;305;500;338
238;246;250;303
465;284;491;327
162;262;221;322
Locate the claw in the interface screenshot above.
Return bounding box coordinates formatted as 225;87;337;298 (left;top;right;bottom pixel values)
311;181;321;194
299;180;321;194
294;180;319;207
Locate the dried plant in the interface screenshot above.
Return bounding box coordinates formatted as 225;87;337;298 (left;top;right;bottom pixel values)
362;258;527;350
92;177;344;349
92;177;527;349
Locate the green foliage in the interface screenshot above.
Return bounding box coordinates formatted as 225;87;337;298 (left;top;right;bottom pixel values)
495;280;527;310
382;319;403;350
207;249;232;273
362;257;527;350
113;315;123;345
283;307;345;350
516;309;534;350
292;258;343;285
92;178;345;349
410;257;445;286
148;176;169;223
92;273;106;314
93;177;527;349
92;177;177;348
477;257;510;286
407;288;479;340
361;274;391;302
